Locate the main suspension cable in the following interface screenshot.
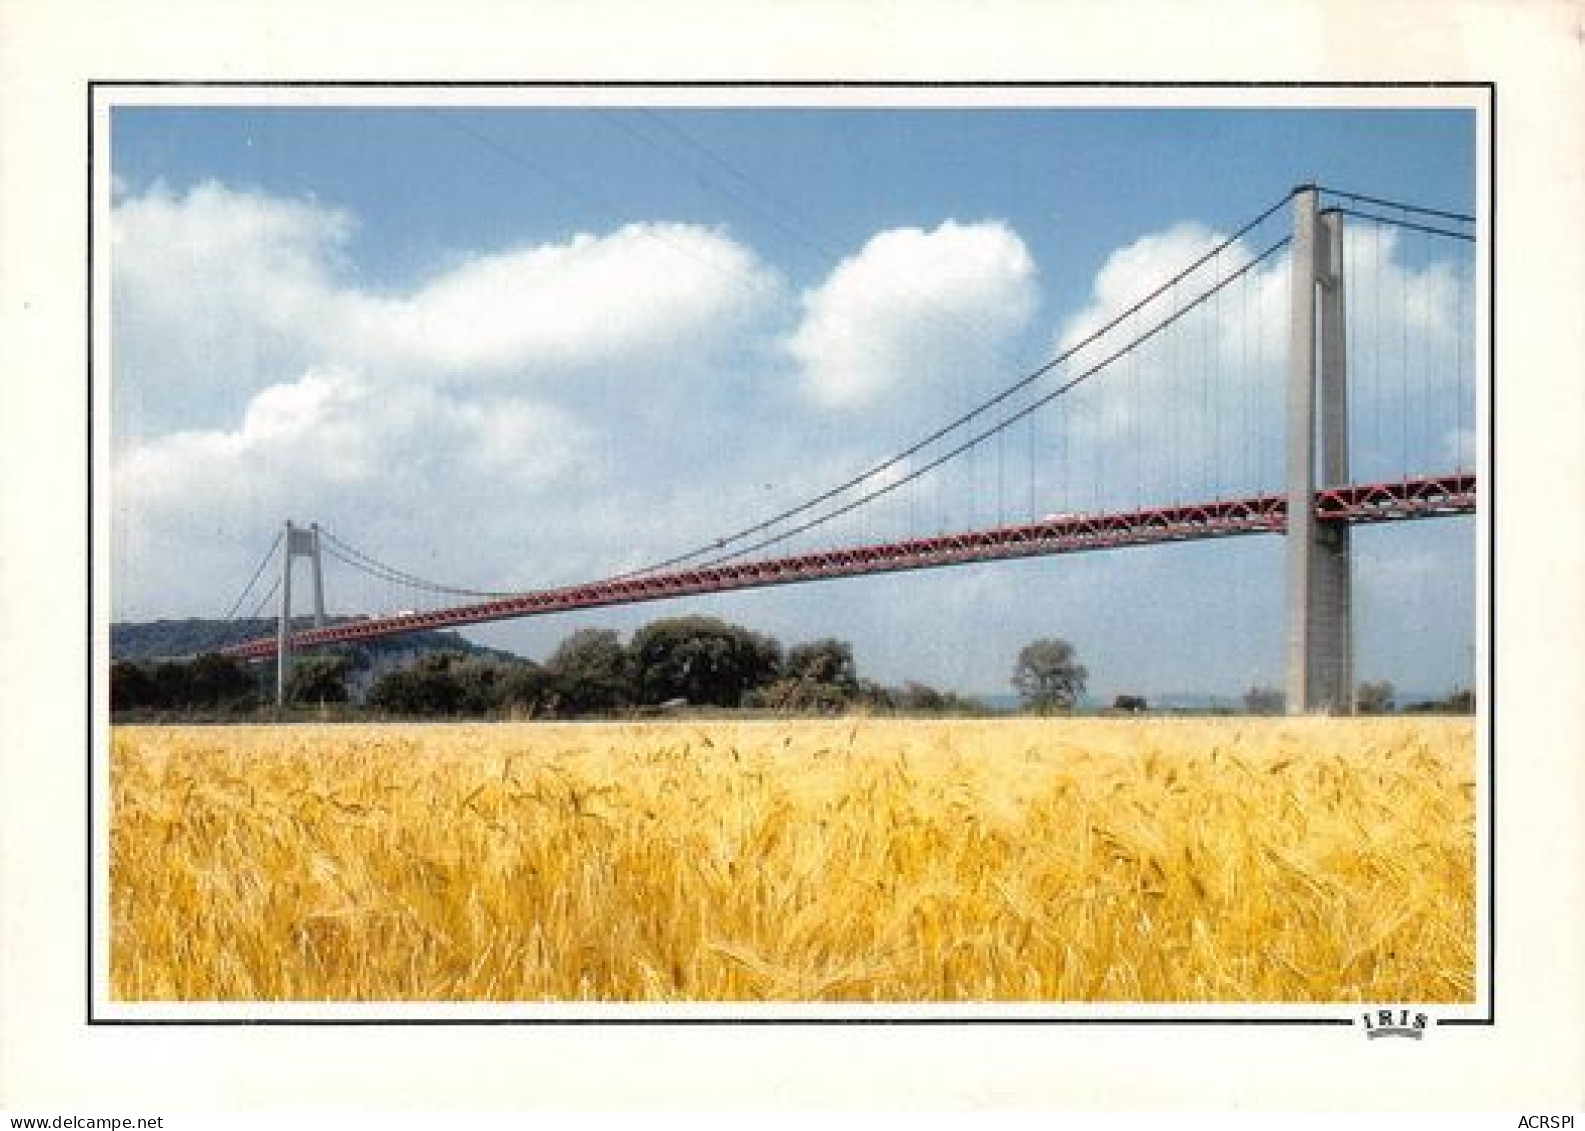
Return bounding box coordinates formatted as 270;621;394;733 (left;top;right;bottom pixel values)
245;571;282;623
221;530;283;622
1316;185;1474;225
1328;206;1475;244
601;187;1300;582
701;234;1293;568
318;530;519;599
190;530;283;654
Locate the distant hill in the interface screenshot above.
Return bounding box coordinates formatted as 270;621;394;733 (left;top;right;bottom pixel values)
111;617;528;667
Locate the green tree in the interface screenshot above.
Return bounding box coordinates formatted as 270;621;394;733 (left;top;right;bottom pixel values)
754;637;858;712
896;680;946;711
853;679;898;711
114;653;258;712
546;628;633;713
110;660;159;711
784;638;857;690
1405;687;1476;715
286;654;351;705
500;661;557;716
1243;685;1286;715
368;669;420;715
628;616;781;707
453;658;508;715
368;653;467;716
751;677;848;714
1012;637;1088;712
1356;679;1395;715
187;653;255;707
149;659;193;707
891;680;990;715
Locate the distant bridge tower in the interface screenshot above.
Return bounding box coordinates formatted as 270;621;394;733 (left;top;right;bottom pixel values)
1286;185;1353;714
276;519;327;706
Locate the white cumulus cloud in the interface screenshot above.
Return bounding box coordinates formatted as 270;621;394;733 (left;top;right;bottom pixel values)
112;182;786;437
113;367;593;616
1059;221;1234;353
112;182;356;438
787;220;1038;409
335;222;783;381
110;179;803;618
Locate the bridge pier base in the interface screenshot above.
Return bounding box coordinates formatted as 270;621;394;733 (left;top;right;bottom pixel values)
1286;187;1354;715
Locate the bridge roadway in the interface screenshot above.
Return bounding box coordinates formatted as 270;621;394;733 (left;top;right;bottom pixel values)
220;472;1476;661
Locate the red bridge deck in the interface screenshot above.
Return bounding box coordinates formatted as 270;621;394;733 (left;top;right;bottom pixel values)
221;473;1476;660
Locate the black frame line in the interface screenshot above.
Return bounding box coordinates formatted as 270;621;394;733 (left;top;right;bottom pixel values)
1442;82;1497;1029
87;79;1496;1028
93;79;1489;89
86;79;97;1029
89;1017;1356;1027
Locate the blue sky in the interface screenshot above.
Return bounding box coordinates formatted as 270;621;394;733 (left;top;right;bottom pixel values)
114;106;1474;308
109;101;1478;701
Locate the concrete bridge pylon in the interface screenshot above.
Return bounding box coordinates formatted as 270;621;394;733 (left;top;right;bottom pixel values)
275;519;327;707
1286;185;1354;715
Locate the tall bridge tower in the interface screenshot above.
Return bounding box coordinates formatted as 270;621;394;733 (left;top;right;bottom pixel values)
275;519;327;706
1286;186;1353;714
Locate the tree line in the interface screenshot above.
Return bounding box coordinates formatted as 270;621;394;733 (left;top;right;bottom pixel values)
110;614;992;719
1238;680;1475;716
109;617;1473;720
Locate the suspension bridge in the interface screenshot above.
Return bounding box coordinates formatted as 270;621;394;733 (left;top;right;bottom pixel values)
211;183;1479;714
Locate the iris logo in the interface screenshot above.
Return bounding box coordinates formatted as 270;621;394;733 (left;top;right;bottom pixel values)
1359;1008;1430;1039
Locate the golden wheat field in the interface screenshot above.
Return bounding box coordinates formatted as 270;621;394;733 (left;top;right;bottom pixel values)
109;718;1476;1003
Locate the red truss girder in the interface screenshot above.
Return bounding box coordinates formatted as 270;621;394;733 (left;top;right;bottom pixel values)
220;473;1475;660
